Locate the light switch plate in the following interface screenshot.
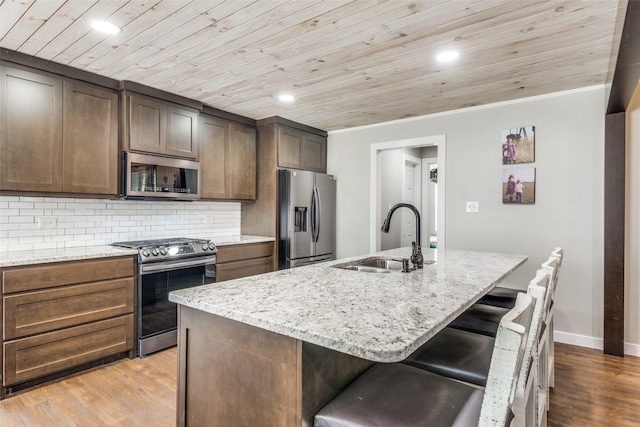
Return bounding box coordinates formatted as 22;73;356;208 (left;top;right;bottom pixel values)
466;201;479;213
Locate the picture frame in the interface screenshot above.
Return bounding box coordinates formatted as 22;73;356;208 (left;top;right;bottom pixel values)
503;167;535;204
502;126;535;164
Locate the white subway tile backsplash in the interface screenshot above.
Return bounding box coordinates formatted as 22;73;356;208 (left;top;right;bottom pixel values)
0;196;242;252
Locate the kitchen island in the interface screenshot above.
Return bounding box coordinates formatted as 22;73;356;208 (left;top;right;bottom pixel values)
169;247;527;426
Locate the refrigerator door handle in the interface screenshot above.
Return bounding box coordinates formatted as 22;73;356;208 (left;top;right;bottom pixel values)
310;188;318;242
313;186;321;242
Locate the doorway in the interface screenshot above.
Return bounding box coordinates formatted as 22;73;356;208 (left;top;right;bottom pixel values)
369;135;446;253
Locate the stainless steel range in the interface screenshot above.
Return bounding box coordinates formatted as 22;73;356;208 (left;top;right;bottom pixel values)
112;238;217;357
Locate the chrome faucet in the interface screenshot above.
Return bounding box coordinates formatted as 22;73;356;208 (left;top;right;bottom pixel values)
381;203;423;269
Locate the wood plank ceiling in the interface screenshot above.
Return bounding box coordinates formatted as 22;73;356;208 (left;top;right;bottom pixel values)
0;0;628;131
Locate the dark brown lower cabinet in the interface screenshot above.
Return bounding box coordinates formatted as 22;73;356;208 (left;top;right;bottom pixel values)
216;241;274;282
3;315;134;386
1;256;136;398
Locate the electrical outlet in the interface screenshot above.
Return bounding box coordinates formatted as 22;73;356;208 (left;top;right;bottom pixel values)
38;217;57;229
466;201;479;213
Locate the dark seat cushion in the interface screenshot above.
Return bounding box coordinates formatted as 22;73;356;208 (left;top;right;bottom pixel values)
448;304;509;337
403;326;495;387
476;286;523;309
314;363;483;427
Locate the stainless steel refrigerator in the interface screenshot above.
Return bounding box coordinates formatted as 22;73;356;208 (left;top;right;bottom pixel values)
278;169;336;269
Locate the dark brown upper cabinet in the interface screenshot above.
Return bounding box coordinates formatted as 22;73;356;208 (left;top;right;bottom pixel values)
63;80;119;195
125;92;199;160
276;124;327;173
200;114;256;200
0;65;63;192
0;64;118;196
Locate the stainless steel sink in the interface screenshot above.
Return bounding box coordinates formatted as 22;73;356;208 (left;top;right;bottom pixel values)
333;256;436;273
354;257;404;271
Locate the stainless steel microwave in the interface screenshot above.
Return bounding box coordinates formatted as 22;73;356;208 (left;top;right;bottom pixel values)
121;152;200;200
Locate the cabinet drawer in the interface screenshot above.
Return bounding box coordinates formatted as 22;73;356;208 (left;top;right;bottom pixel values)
3;314;134;386
217;242;274;263
217;257;273;282
3;277;134;340
2;257;135;294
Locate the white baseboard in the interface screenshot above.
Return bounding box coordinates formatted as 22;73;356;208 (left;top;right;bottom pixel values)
624;342;640;357
554;331;603;350
555;331;640;356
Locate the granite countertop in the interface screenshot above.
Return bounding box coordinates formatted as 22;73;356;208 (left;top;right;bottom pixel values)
169;247;527;363
0;235;274;267
214;235;275;246
0;245;139;267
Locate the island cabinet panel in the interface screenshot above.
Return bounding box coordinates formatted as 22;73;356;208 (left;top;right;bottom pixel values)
177;306;301;427
3;315;134;386
62;80;119;195
176;306;372;427
216;242;274;282
125;92;199;160
0;64;63;192
1;256;136;396
199;114;256;200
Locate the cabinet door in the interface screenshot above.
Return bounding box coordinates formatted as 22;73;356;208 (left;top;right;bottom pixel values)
3;315;133;386
200;115;229;199
0;65;63;192
301;133;327;173
277;126;304;169
228;123;256;200
63;81;119;195
128;93;166;154
167;105;199;159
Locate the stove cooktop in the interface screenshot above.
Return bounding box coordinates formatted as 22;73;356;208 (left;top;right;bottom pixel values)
112;238;217;262
112;238;210;250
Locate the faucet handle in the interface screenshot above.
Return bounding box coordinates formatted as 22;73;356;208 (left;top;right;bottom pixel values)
401;258;410;273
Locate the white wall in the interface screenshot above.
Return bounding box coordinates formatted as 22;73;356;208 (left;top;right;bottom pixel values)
0;196;241;252
626;83;640;351
327;87;617;351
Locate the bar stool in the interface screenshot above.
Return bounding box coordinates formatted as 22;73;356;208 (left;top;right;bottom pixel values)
477;247;563;309
403;269;550;391
448;251;562;338
314;293;536;427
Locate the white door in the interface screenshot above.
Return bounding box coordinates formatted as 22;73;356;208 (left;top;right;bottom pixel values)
401;155;421;248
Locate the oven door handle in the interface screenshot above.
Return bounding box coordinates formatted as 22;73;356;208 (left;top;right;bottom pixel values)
140;257;217;274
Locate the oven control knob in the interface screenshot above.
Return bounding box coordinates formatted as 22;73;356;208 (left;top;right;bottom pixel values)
142;249;150;257
152;249;159;256
208;243;215;250
202;244;208;251
160;247;167;255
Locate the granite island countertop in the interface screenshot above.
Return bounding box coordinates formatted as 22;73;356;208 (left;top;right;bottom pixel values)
169;247;527;363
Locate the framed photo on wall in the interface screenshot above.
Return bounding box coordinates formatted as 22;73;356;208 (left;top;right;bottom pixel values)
503;167;535;204
502;126;535;164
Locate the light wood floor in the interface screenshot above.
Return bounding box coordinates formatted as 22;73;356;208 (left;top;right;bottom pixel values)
1;343;639;426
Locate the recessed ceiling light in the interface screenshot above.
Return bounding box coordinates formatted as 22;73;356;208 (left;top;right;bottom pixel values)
278;94;295;103
436;50;459;62
91;21;121;35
